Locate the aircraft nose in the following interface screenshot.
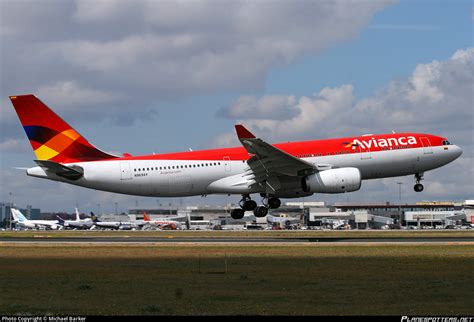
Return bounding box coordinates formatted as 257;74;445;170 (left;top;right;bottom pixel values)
451;145;463;160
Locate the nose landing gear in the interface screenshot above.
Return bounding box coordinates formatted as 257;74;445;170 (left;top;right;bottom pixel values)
414;173;424;192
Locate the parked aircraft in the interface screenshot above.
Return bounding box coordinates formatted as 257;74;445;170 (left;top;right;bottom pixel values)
10;95;463;220
10;208;60;230
90;212;139;230
142;212;180;230
56;208;93;229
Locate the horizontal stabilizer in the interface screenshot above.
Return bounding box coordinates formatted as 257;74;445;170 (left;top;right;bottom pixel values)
34;160;83;180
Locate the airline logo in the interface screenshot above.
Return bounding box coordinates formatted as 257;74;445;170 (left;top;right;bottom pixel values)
343;136;417;150
24;125;82;160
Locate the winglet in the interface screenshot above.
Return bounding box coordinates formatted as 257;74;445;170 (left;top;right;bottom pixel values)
235;124;256;139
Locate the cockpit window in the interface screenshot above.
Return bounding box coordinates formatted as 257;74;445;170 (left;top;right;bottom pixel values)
442;140;451;145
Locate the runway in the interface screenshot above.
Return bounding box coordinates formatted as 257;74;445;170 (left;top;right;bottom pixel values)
1;236;474;244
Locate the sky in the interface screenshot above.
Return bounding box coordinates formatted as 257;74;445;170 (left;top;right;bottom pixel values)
0;0;473;213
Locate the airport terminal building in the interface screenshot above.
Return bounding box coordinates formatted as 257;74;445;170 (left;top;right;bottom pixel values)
2;200;473;230
124;200;473;230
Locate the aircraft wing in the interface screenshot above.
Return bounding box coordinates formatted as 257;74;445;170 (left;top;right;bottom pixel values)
235;125;317;193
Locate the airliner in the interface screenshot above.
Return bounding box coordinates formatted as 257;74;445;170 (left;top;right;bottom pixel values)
90;212;140;230
56;208;94;229
10;208;60;230
142;212;180;230
9;95;462;220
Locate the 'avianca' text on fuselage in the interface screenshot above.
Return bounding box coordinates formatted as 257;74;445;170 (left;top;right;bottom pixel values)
348;136;418;150
9;94;463;220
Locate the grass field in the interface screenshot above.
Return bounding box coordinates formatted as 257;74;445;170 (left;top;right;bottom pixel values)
1;229;473;239
0;244;472;315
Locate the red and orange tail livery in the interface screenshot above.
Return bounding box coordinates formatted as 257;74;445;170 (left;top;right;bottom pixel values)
9;95;117;163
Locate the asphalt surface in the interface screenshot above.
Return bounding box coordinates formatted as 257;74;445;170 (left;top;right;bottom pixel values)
1;236;473;244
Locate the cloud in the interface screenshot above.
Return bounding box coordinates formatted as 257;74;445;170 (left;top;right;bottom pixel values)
215;48;474;201
0;139;29;154
218;95;299;120
219;48;474;143
0;0;395;159
1;0;393;117
36;80;119;110
216;84;356;143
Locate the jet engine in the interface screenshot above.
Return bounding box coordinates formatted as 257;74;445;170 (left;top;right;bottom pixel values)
302;167;361;193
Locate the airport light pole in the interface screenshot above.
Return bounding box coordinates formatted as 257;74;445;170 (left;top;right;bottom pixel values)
9;192;12;230
397;182;403;226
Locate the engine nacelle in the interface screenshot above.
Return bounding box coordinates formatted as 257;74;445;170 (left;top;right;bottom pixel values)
302;167;361;194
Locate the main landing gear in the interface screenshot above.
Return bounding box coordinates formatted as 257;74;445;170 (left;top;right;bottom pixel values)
230;194;281;219
414;173;424;192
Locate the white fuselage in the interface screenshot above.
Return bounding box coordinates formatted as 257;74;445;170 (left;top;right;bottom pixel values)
14;220;60;230
26;145;462;198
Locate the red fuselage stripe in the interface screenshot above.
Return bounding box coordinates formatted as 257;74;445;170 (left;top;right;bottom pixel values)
106;133;445;162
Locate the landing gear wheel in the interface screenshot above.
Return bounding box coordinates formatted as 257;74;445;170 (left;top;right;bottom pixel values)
254;206;268;218
239;194;257;211
267;197;281;209
414;183;424;192
242;200;257;211
414;173;424;192
231;208;245;220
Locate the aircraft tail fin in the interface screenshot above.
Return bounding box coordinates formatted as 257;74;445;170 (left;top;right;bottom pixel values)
9;95;118;163
90;212;100;222
143;212;150;221
10;209;17;222
11;209;19;222
11;209;28;222
56;216;65;225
